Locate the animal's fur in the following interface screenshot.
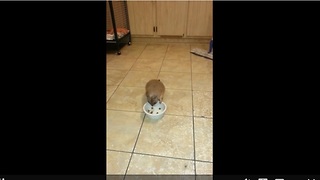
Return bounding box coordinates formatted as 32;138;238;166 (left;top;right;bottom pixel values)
145;79;165;106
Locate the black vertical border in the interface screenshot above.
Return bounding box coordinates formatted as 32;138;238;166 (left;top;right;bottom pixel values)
213;1;320;175
0;1;106;176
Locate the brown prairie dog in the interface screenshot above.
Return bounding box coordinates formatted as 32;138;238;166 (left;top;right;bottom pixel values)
145;79;165;106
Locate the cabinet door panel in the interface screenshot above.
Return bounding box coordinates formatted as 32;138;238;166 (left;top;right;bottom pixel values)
127;1;154;35
156;2;188;36
187;2;213;37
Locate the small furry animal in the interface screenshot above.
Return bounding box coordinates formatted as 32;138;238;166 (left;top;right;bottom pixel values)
145;79;165;106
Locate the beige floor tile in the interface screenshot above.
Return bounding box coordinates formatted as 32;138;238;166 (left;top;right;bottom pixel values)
107;86;118;102
139;44;168;59
193;91;213;118
194;117;213;162
162;89;193;116
139;51;166;60
196;161;213;175
165;44;191;60
192;58;213;74
107;69;127;86
120;71;159;87
135;115;194;159
158;72;192;90
191;53;212;61
107;150;131;175
192;73;213;91
125;176;194;180
167;44;190;52
191;44;208;50
165;48;191;60
168;44;190;50
161;58;191;73
107;86;146;112
144;44;168;51
107;58;137;70
107;110;144;152
116;43;146;58
106;53;117;63
126;154;195;175
131;58;163;72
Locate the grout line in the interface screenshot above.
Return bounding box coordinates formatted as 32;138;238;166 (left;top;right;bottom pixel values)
106;72;130;104
193;159;213;164
112;85;193;91
156;45;169;78
123;113;146;177
190;47;197;176
106;108;200;119
131;152;194;162
136;43;148;60
192;104;197;177
128;152;213;163
107;43;147;102
107;149;132;154
107;148;213;164
106;84;122;104
106;85;116;103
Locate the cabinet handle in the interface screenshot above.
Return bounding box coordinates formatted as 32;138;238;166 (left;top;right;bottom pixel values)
153;26;155;32
156;26;157;32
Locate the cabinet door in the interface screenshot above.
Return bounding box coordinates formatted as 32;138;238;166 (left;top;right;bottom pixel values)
187;1;213;37
127;1;154;36
156;2;188;36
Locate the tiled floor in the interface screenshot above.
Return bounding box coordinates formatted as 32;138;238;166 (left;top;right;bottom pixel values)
107;42;213;176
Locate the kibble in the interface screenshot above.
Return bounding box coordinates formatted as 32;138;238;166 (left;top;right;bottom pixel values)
156;112;158;114
159;108;161;110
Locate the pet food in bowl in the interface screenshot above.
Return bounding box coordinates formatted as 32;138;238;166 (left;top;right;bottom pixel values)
143;101;167;120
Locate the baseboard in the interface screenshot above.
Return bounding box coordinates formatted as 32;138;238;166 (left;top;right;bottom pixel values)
131;36;211;44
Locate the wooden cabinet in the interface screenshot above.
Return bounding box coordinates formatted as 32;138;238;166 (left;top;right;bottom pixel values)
127;1;154;36
156;2;188;36
127;1;212;38
187;1;213;37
